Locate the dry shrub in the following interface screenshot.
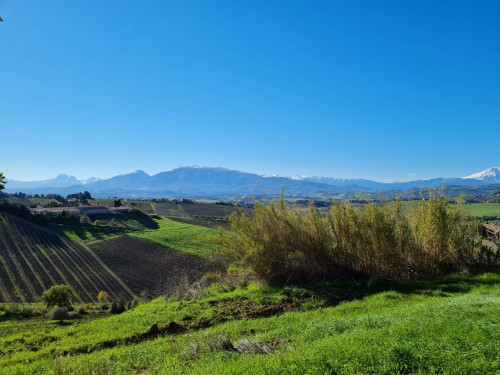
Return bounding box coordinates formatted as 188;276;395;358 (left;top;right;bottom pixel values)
234;338;272;354
216;190;488;282
207;333;235;351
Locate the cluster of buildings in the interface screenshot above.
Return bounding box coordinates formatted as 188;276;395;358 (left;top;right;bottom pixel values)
31;204;131;216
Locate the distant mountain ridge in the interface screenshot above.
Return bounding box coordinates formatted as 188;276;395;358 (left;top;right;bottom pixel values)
4;166;500;198
295;167;500;191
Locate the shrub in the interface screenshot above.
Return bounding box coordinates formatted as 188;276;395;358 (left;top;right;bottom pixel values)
41;285;73;308
80;215;91;225
97;291;109;304
110;300;125;314
216;190;485;283
50;307;69;322
129;296;142;309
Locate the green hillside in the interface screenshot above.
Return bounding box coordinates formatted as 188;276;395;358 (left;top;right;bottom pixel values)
1;271;499;374
128;218;217;259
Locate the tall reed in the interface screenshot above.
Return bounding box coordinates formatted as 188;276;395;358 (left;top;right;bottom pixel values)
215;191;486;282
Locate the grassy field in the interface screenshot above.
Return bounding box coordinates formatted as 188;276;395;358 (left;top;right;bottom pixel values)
1;270;499;374
129;217;218;259
463;202;500;217
51;216;218;259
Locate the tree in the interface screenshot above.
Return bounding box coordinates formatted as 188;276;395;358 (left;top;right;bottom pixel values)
0;172;6;191
41;285;73;308
113;199;122;207
97;291;109;304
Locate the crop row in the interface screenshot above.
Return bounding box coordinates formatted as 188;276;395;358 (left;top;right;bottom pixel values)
90;236;216;295
0;214;134;303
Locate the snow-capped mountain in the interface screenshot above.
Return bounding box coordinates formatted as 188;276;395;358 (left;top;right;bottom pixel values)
464;167;500;182
3;166;500;198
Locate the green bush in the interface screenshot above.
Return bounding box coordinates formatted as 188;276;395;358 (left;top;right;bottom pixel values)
50;307;69;322
216;190;486;282
110;300;125;314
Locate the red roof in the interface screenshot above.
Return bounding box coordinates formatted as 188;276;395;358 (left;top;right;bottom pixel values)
80;206;107;210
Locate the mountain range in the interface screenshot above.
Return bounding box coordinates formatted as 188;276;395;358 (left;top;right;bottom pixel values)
3;166;500;199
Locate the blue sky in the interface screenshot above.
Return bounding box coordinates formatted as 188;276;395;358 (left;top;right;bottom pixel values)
1;0;499;182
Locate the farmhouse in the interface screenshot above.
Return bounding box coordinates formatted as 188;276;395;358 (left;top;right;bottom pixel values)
79;206;108;215
31;207;81;215
31;204;131;216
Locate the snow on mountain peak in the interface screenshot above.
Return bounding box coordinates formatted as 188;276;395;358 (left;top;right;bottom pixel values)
464;167;500;180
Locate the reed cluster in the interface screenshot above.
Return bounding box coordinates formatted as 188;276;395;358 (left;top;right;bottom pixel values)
216;191;487;282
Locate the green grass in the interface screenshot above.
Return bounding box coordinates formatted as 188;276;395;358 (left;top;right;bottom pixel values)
128;217;217;258
1;271;499;374
50;215;218;259
463;202;500;217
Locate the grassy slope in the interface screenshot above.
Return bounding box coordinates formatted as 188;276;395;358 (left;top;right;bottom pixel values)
1;271;499;374
128;217;217;259
50;216;217;259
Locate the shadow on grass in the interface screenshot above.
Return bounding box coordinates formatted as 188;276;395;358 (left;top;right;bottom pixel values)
296;267;500;307
49;212;160;241
54;320;74;326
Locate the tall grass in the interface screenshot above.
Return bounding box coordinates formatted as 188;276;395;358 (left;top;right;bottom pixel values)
216;190;489;282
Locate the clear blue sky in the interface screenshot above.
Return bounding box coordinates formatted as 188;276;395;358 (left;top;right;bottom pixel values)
1;0;499;182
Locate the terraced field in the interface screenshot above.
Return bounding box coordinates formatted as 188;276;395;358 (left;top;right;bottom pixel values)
0;214;134;303
89;236;219;295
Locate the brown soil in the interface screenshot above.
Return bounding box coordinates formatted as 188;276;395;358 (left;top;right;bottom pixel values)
64;292;314;356
90;236;220;296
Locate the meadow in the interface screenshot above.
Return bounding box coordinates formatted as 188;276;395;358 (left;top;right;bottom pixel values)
463;202;500;218
128;217;217;259
1;270;499;374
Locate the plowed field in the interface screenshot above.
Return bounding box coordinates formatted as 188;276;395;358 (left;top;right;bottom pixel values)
0;214;134;303
89;236;219;295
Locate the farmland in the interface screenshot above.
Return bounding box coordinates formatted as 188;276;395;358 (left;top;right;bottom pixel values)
128;218;218;259
89;236;219;295
90;199;250;218
0;214;134;303
0;203;225;303
463;202;500;218
51;215;218;259
2;196;61;207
